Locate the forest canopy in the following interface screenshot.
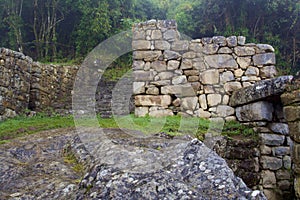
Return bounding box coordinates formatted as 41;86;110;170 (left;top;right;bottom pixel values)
0;0;299;74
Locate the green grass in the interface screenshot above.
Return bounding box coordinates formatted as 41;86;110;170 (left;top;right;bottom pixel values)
0;114;257;144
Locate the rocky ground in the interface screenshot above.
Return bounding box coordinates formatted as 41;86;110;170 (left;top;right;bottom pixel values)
0;128;266;200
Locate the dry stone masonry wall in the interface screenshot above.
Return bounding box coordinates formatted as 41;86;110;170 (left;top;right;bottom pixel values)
132;20;277;120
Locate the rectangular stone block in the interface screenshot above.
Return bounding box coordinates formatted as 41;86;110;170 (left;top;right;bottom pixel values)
288;122;300;143
133;71;155;81
253;53;276;66
284;106;300;122
132;40;151;50
200;70;219;85
235;101;273;122
261;156;283;170
133;51;162;61
260;134;285;146
135;95;171;107
204;55;238;69
161;85;196;97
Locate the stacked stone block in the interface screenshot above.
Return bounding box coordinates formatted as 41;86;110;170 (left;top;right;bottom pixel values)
281;84;300;199
230;76;295;199
0;48;32;120
132;20;277;120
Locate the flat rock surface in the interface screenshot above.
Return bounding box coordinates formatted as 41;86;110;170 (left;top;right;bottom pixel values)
0;127;266;200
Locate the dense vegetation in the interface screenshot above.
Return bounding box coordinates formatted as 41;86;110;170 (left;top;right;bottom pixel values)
0;0;299;73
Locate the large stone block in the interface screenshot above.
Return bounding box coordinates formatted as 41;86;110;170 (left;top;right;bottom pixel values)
203;44;219;54
156;72;174;80
226;36;237;47
171;40;189;51
204;55;238;69
224;82;242;94
200;70;219;85
151;30;162;40
220;71;235;83
163;50;181;60
133;51;162;61
260;134;285;146
235;101;273;122
281;89;300;106
180;59;193;70
161;85;196;97
216;105;235;117
151;61;167;72
181;97;198;111
133;71;155;81
195;108;211;118
172;75;187;85
260;65;277;78
207;94;222;107
163;29;179;42
234;46;256;56
133;82;145;94
237;57;251;69
262;170;276;188
284;106;300;122
132;40;151;50
167;60;180;70
230;76;293;107
135;95;172;107
253;53;276;66
288;122;300;143
269;123;289;135
261;156;283;170
149;108;174;117
135;107;149;117
154;41;171;50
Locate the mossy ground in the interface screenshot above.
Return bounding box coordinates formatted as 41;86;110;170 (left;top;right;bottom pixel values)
0;114;256;144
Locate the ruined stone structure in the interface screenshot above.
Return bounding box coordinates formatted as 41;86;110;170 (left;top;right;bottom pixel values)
132;20;277;119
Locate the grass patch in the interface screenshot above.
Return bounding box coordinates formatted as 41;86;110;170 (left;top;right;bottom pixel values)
0;114;256;144
63;144;85;176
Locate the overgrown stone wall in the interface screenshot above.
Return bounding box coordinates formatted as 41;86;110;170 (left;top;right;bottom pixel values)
132;20;277;119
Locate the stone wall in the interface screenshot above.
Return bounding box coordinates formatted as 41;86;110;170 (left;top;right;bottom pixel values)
281;82;300;199
230;76;295;199
132;20;277;119
0;48;32;120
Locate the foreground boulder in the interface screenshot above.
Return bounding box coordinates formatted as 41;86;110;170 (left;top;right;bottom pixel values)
73;128;266;199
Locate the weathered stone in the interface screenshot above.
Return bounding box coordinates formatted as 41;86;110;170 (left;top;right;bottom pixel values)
207;94;222;107
132;40;151;50
293;144;300;164
134;71;155;81
172;75;187;85
202;37;212;44
195;108;211;118
157;72;174;80
133;82;145;94
260;65;277;78
167;60;180;70
216;105;235;117
133;30;146;40
180;59;193;69
135;107;149;117
224;82;242;93
234;69;244;77
218;47;233;54
189;43;203;52
163;50;181;60
184;70;199;76
253;53;276;66
146;86;159;95
260;145;272;155
203;44;219;54
260;134;285;146
204;85;215;94
230;76;293;107
171;40;189;51
151;61;167;72
287;122;300;143
151;80;171;86
163;29;179;41
172;98;181;107
237;57;251;69
226;36;238;47
234;46;256;56
188;76;199;82
283;156;291;169
256;44;275;53
272;147;290;156
182;52;197;59
220;71;235;83
269;123;289;135
212;36;227;46
204;55;238;69
284;106;300;122
161;85;196;97
261;156;283;170
277;180;291;191
133;60;145;70
135;95;172;107
237;36;246;45
149;109;174;117
193;60;206;71
200;70;219;85
236;101;273;122
181;97;198;111
281;89;300;106
199;95;208;110
245;67;259;76
133;51;162;61
151;30;162;40
276;170;291;180
262;170;276;188
222;95;230;105
154;41;171;50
